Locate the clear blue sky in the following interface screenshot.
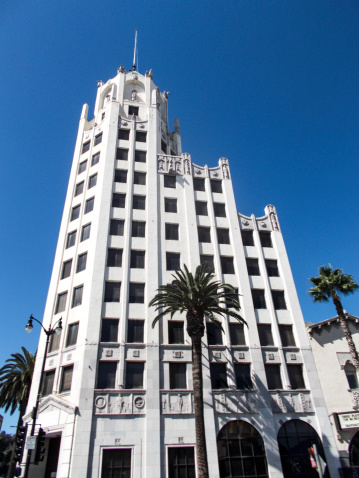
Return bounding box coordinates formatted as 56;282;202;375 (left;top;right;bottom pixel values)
1;0;358;432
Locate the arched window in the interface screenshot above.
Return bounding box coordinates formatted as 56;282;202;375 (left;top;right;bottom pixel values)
277;419;327;478
217;420;268;478
345;362;359;389
349;431;359;466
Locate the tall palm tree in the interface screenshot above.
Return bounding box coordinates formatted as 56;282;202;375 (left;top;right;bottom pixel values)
149;263;245;478
308;264;359;370
0;347;35;478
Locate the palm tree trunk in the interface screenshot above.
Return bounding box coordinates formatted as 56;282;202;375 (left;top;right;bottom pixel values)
191;334;209;478
332;292;359;371
7;405;25;478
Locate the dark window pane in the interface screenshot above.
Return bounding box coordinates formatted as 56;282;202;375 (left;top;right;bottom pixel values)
345;363;359;389
135;150;146;163
195;201;208;216
76;252;87;273
221;256;235;274
252;289;266;309
71;205;80;221
66;323;79;347
91;152;100;166
258;324;274;346
136;132;147;143
107;248;123;267
170;363;187;389
259;232;272;247
241;230;254;246
88;174;97;189
94;133;102;145
200;255;214;271
72;286;83;308
127;320;144;343
125;362;144;388
235;364;252;390
133;195;146;210
132;221;145;237
217;228;230;244
61;260;72;279
193;178;205;191
110;219;124;236
102;449;131;478
210;180;222;193
168;321;184;344
97;362;116;389
165;198;177;212
112;193;126;208
75;181;84;197
115;169;127;183
66;231;76;248
161;140;167;152
129;106;139;116
207;323;223;345
166;252;180;271
129;283;145;303
82;141;90;154
287;365;305;389
81;223;91;241
78;160;87;174
85;197;94;213
266;259;279;277
168;448;195;478
164;175;176;188
214;203;226;217
165;223;179;240
198;226;211;243
101;319;119;342
246;258;260;276
116;148;128;160
230;323;245;345
118;129;130;140
104;282;121;302
55;292;67;314
279;325;296;347
265;364;283;390
272;291;287;310
130;250;145;268
210;363;228;389
48;331;61;353
134;172;146;185
42;370;55;396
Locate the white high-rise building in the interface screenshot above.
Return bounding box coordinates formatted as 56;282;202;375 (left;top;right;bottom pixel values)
24;64;341;478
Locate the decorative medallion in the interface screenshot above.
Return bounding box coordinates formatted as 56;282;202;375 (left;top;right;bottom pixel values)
134;397;145;409
95;396;107;409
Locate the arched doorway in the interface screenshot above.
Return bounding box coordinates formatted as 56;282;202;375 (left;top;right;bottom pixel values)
277;419;327;477
349;431;359;466
217;420;268;478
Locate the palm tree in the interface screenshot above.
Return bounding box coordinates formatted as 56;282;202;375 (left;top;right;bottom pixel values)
308;264;359;370
149;263;245;478
0;347;35;478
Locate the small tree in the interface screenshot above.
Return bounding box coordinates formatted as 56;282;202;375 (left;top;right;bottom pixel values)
149;264;245;478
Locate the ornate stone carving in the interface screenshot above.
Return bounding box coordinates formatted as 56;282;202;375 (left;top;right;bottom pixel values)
133;350;140;357
139;124;145;129
173;351;183;358
131;90;137;101
161;392;193;414
195;169;202;175
145;69;153;78
94;392;146;415
49;359;54;366
117;66;126;73
267;205;280;231
261;222;267;228
67;354;72;361
97;80;104;87
238;352;245;359
105;350;113;357
184;159;190;175
290;354;297;360
270;391;313;414
122;121;128;126
268;353;274;360
353;390;359;410
213;352;222;359
242;220;249;226
219;157;230;179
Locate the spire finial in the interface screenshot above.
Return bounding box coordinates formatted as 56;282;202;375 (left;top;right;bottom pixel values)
132;29;138;71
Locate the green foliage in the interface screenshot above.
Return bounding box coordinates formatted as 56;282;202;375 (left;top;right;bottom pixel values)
308;264;359;303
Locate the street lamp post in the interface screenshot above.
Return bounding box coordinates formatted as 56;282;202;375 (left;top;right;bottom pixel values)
23;315;62;478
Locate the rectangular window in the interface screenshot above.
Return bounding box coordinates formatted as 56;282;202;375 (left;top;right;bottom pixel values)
110;219;124;236
81;223;91;241
104;282;121;302
217;228;230;244
130;250;145;268
66;322;79;347
207;323;223;345
94;133;102;145
125;362;144;389
226;288;239;309
241;230;254;246
134;171;146;185
135;150;146;163
60;366;74;394
88;174;97;189
168;447;195;478
91;152;100;166
78;160;87;174
259;232;272;247
74;181;84;197
66;230;76;248
252;289;266;309
272;290;287;310
112;193;126;208
258;324;274;346
97;362;117;389
42;370;55;397
129;283;145;303
107;248;123;267
166;253;180;271
82;141;90;154
279;325;296;347
221;256;235;274
246;258;260;276
210;363;228;389
229;323;245;345
235;363;252;390
136;132;147;143
195;201;208;216
71;205;80;221
76;252;87;273
101;319;119;342
214;203;226;217
48;330;61;353
101;449;131;478
72;286;83;308
116;148;128;160
128;105;139;116
198;226;211;243
165;223;179;240
165;197;177;213
164;175;176;188
132;221;145;237
161;140;167;152
193;178;205;191
55;292;67;314
118;129;130;140
114;169;127;183
200;255;214;271
210;180;222;193
127;320;144;343
170;363;187;389
287;364;305;390
168;321;184;344
265;364;283;390
133;195;146;210
266;259;280;277
61;259;72;279
85;197;94;214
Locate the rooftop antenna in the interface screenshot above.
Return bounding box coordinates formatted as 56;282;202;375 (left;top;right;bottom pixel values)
132;29;137;71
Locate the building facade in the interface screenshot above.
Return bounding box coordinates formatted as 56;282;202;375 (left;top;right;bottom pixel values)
24;65;341;478
308;314;359;474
